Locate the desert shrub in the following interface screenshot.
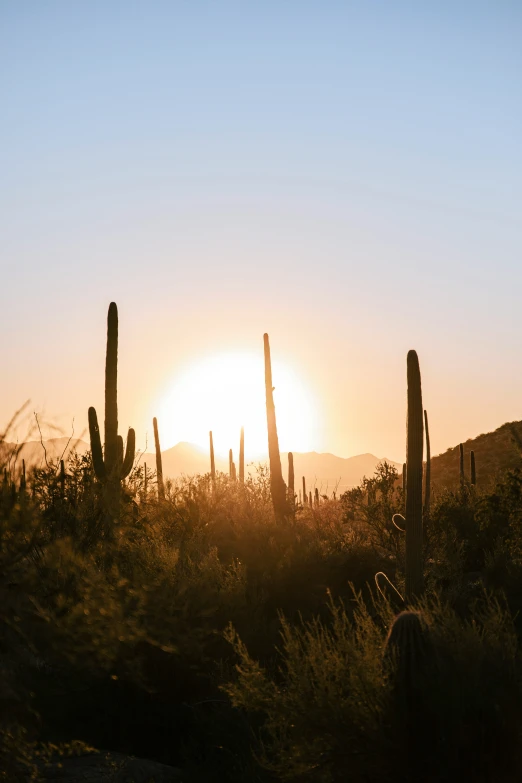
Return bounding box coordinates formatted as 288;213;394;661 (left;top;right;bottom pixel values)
224;591;522;783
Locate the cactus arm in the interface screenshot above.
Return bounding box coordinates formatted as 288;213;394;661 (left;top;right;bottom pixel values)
104;302;119;473
88;407;106;481
121;428;136;479
405;350;424;601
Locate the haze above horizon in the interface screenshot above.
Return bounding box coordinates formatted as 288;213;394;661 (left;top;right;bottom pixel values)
1;2;521;464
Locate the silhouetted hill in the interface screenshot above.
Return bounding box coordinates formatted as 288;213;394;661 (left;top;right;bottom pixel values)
0;436;88;471
430;420;522;490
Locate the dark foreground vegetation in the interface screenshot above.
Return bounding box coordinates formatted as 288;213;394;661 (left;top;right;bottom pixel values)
3;446;522;781
3;304;522;782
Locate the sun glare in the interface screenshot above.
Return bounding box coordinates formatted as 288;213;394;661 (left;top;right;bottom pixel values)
156;352;319;457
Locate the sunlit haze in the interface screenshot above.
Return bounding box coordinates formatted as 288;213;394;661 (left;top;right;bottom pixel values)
156;353;319;457
2;2;522;462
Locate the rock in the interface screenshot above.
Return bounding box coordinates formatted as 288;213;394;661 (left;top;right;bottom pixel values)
36;751;183;782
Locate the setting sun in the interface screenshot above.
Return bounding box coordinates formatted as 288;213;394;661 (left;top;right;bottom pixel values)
155;352;319;457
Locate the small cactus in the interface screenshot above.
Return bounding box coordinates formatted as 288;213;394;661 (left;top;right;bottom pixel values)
459;443;465;485
314;487;319;506
20;459;26;493
383;610;432;706
239;426;245;483
288;452;295;515
60;459;65;499
209;431;215;484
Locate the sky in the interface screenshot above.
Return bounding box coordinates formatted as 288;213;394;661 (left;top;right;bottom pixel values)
1;1;521;463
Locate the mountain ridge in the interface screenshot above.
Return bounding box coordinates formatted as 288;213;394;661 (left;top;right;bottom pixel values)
4;417;522;494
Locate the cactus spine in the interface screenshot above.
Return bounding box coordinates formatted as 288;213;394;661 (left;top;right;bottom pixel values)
153;417;165;500
405;350;424;601
423;410;431;518
263;333;287;521
239;426;245;483
470;450;476;486
88;303;135;515
209;431;215;484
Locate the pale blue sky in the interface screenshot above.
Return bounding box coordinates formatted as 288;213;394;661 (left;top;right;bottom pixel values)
1;1;521;461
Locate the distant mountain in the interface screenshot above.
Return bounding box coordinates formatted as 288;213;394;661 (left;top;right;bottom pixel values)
0;436;399;493
0;436;89;471
4;419;522;495
430;420;522;490
153;442;228;479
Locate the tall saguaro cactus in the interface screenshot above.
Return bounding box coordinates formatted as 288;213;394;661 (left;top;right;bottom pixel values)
88;302;135;515
153;417;165;500
405;350;424;601
459;443;465;485
302;476;307;504
263;334;287;521
423;410;431;518
239;426;245;483
470;450;476;486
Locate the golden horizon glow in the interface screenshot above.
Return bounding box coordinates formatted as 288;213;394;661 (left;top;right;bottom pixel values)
155;352;320;457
